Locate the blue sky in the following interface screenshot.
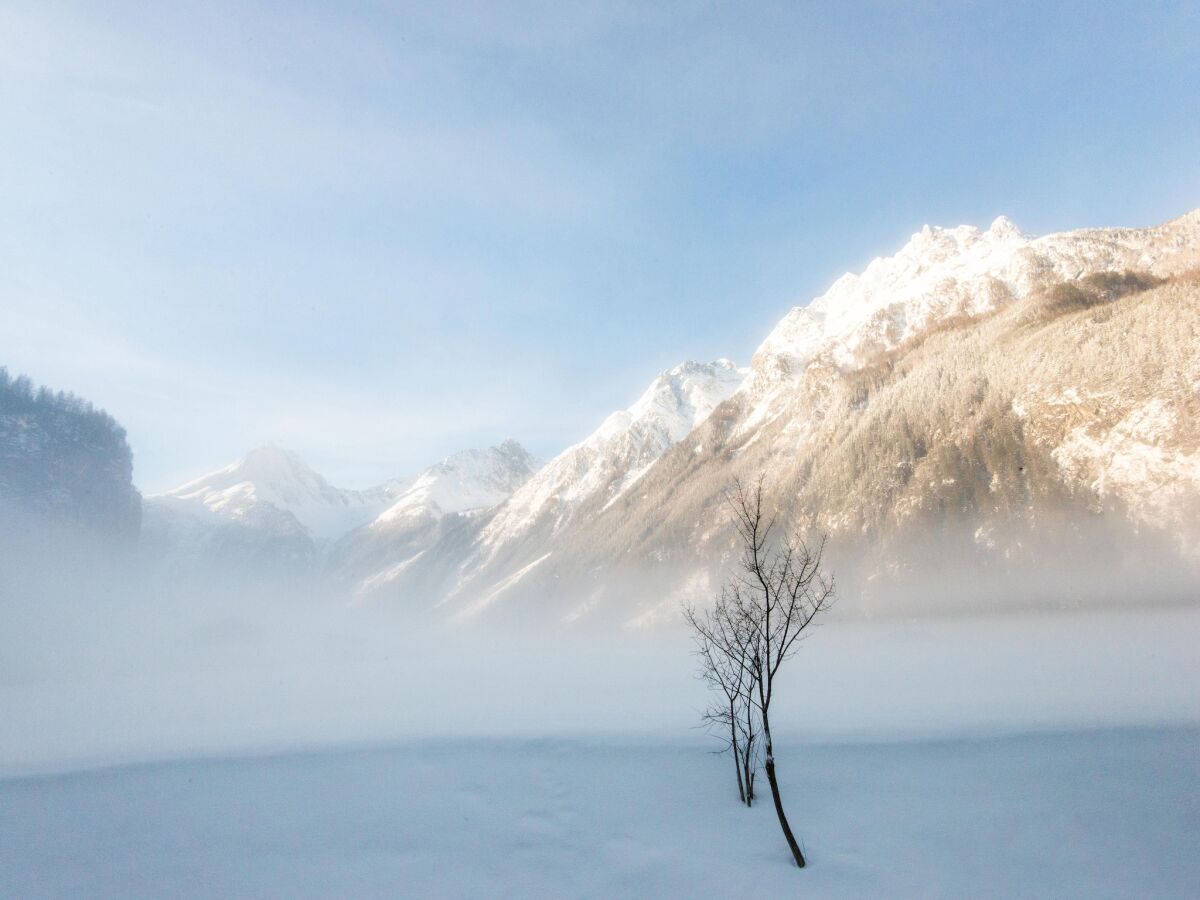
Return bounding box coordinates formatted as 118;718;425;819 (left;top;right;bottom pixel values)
2;1;1197;491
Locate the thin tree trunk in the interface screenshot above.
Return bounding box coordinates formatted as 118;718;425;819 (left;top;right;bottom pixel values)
730;703;746;804
742;745;755;806
742;700;756;805
761;711;805;867
733;741;746;804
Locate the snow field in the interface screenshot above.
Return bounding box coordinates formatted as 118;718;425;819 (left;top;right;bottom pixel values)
2;728;1197;899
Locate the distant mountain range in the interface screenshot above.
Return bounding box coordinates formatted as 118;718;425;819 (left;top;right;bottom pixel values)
140;441;540;583
343;208;1200;624
17;207;1199;625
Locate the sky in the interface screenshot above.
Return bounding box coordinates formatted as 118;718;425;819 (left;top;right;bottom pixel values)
1;1;1197;492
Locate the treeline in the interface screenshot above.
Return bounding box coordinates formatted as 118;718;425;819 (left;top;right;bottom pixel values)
0;367;141;541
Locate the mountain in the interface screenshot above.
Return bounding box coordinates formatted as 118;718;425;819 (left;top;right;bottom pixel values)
477;360;745;547
0;368;141;544
351;359;746;613
331;440;542;597
373;439;541;525
358;210;1200;625
143;440;541;586
153;444;400;539
141;445;403;579
742;212;1200;430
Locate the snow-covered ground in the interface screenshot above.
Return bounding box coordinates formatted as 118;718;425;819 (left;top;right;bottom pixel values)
2;728;1197;899
1;606;1198;897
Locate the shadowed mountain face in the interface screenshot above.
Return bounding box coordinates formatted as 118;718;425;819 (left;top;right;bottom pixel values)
0;368;140;544
0;369;141;605
351;211;1200;626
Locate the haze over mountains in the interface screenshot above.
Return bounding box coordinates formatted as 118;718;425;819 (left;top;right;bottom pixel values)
139;441;541;584
333;207;1200;624
7;208;1199;626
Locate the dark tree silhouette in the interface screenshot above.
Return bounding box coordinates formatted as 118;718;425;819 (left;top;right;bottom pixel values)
0;367;140;540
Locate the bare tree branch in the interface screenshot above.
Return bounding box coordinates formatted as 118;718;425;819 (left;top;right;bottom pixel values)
688;474;835;867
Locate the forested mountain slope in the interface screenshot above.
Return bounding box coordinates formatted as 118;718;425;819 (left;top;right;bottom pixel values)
0;368;140;543
370;210;1200;625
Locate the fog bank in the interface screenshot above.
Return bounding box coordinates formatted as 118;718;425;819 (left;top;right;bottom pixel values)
3;592;1197;776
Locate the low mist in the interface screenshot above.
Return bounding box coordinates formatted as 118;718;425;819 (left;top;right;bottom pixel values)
3;522;1197;776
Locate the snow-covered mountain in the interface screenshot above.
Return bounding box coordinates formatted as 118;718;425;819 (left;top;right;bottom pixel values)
143;441;542;585
374;440;541;526
585;209;1200;623
353;209;1200;625
136;209;1200;624
140;444;406;579
329;440;542;598
154;444;401;540
351;360;746;611
743;211;1200;429
479;360;745;548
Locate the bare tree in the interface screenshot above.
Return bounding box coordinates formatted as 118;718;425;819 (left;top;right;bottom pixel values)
685;590;759;805
724;476;835;868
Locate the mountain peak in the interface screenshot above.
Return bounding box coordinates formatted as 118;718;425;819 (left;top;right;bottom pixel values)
495;437;527;455
241;442;300;462
750;210;1184;396
230;444;325;487
469;358;746;560
659;358;741;384
988;214;1024;238
628;359;747;439
155;445;396;540
373;440;541;526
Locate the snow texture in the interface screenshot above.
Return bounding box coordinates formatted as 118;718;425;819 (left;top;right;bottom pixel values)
153;444;401;541
3;596;1197;896
146;440;540;575
373;439;540;527
2;729;1196;899
476;360;745;554
744;210;1200;427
